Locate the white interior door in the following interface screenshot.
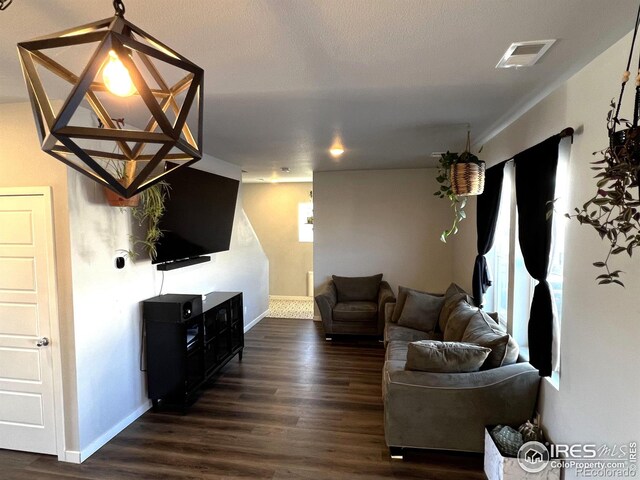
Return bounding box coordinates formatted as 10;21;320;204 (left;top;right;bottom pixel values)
0;191;60;455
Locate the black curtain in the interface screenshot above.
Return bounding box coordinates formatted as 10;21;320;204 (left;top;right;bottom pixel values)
472;163;505;307
514;135;561;377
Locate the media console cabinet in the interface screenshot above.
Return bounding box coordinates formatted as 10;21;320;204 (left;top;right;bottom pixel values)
143;291;244;410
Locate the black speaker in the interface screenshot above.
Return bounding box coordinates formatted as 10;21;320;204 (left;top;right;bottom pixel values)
142;293;202;322
143;293;203;402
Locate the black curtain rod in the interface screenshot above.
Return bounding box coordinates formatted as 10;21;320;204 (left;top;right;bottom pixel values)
491;127;574;168
558;127;575;139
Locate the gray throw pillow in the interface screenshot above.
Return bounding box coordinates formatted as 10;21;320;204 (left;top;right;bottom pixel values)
332;274;383;302
487;311;508;332
397;290;445;333
438;283;473;332
443;300;477;342
405;340;491;373
462;310;520;369
391;285;443;323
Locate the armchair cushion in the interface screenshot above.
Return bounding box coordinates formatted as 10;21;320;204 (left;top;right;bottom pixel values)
397;290;444;333
405;340;491;373
332;274;383;302
333;301;377;322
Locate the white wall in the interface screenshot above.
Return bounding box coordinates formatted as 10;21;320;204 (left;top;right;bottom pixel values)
67;153;268;459
243;182;313;297
453;32;640;477
314;169;454;295
0;102;80;453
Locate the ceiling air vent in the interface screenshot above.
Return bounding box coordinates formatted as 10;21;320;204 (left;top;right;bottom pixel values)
496;39;556;69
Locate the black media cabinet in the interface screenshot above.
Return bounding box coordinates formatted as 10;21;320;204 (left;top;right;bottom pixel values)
143;291;244;410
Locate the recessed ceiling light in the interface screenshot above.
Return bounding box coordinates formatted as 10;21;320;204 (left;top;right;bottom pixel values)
329;138;345;158
329;134;345;158
496;39;556;69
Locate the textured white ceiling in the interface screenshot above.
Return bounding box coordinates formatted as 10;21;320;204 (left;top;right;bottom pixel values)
0;0;637;182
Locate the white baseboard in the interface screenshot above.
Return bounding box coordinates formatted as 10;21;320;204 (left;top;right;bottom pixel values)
244;309;269;333
61;450;81;464
79;400;151;462
269;295;313;301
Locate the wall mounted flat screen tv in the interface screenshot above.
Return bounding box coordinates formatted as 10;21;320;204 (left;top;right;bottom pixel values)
152;166;240;265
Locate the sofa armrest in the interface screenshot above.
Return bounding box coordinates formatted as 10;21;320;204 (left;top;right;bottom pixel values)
315;281;337;333
377;281;396;334
383;302;396;346
383;361;541;452
384;302;396;324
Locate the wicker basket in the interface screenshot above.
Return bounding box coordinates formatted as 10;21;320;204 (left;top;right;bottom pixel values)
450;160;486;196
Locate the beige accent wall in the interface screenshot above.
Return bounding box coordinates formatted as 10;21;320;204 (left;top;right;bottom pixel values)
452;32;639;476
0;102;79;452
243;182;313;297
313;169;454;296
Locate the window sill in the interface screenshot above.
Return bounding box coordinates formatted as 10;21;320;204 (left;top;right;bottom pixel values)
545;371;560;391
518;347;560;390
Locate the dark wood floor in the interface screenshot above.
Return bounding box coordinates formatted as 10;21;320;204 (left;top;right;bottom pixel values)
1;318;485;479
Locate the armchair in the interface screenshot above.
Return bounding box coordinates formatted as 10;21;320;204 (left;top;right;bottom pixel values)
315;274;395;340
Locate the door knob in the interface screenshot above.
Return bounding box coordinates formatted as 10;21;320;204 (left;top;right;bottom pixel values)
36;337;50;347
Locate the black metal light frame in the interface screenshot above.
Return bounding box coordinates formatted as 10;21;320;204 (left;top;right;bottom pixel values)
17;1;204;198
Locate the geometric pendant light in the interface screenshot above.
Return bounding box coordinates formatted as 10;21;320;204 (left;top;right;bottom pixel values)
17;0;204;198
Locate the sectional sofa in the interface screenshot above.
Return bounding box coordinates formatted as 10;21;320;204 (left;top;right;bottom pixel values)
382;284;541;456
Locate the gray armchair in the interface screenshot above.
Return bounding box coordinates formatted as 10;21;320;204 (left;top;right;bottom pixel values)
315;274;395;340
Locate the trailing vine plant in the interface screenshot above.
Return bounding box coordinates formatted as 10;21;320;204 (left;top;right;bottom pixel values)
130;181;170;260
434;152;468;242
434;147;483;243
566;101;640;287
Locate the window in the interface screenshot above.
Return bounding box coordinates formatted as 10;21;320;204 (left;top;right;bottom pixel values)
298;202;313;242
511;226;534;349
484;164;512;322
483;139;570;377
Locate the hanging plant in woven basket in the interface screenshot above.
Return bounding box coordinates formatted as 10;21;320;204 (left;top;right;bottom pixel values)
567;6;640;287
434;130;485;242
450;153;486;195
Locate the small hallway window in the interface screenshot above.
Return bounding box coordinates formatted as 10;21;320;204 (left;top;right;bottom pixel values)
298;202;313;242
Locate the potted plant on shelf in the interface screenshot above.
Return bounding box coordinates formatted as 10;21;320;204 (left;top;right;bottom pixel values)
434;131;485;242
103;159;140;207
99;117;140;207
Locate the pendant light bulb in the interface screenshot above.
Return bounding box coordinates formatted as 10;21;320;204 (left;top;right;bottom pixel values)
103;50;136;97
